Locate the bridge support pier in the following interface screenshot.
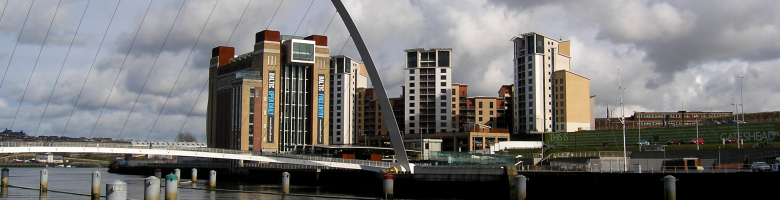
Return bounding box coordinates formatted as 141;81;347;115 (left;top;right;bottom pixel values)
174;169;181;186
282;172;290;195
663;175;677;200
1;168;8;189
40;169;48;196
155;169;162;179
383;174;393;199
165;174;178;200
514;175;528;200
209;170;216;189
145;176;160;200
106;180;127;200
191;168;197;185
92;171;101;200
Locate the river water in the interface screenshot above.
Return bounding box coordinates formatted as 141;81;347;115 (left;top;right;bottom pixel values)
1;167;375;200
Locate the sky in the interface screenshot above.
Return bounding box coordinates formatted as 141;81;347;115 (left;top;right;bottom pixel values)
0;0;778;141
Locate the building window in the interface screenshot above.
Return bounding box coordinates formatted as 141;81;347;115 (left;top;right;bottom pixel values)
410;89;415;94
410;103;415;107
479;117;483;121
452;97;455;101
337;81;341;85
452;90;455;95
479;111;483;115
441;116;446;120
441;69;446;73
479;102;483;108
490;102;494;108
410;116;415;120
410;109;415;114
337;106;341;110
409;123;415;127
440;102;446;107
452;104;455;108
441;82;446;86
440;95;446;100
410;76;415;80
409;69;415;74
441;75;446;80
490;111;494;115
410;83;415;87
410;96;415;100
441;109;446;113
441;89;446;93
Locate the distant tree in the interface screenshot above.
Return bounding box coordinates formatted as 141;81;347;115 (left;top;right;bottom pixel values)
175;132;197;142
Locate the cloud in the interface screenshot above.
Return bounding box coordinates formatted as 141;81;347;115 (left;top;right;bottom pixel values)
1;0;779;141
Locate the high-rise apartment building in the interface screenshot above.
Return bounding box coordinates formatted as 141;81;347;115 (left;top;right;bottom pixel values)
207;30;330;153
552;70;591;132
512;32;572;133
404;48;453;135
355;87;404;146
329;55;368;145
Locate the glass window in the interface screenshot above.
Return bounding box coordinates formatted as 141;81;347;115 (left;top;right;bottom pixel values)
440;102;446;107
410;89;415;94
409;103;415;107
441;69;446;73
441;82;446;86
441;89;446;93
410;76;415;81
490;102;494;108
292;42;314;62
407;52;418;68
441;75;446;80
479;102;483;108
410;83;415;87
441;116;446;120
438;51;450;67
441;109;446;113
409;69;415;74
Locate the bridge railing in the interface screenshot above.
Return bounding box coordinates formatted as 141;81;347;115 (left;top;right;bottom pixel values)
0;142;395;169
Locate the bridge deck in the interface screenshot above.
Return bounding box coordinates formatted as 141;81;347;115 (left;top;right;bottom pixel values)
0;142;398;172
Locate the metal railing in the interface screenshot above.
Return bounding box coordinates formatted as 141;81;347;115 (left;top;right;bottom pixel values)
0;142;395;169
551;151;633;158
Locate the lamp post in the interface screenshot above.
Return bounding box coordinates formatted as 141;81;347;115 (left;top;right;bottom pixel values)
738;76;744;122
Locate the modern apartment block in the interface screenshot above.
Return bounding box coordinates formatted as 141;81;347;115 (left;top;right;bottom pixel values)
552;70;592;132
512;32;574;134
404;48;453;135
329;55;368;145
355;88;404;146
451;84;514;132
207;30;330;153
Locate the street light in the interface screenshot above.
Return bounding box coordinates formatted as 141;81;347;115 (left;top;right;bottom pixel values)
738;76;744;122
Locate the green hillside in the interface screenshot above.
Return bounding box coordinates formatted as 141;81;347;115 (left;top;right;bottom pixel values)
544;122;780;146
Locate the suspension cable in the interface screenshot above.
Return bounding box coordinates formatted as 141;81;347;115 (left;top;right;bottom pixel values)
117;0;187;140
323;10;338;35
0;0;35;89
144;0;219;141
62;0;122;137
225;0;251;47
33;0;91;136
339;35;352;55
293;0;314;36
89;0;153;138
181;0;254;142
266;0;284;30
0;0;8;26
10;0;63;130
